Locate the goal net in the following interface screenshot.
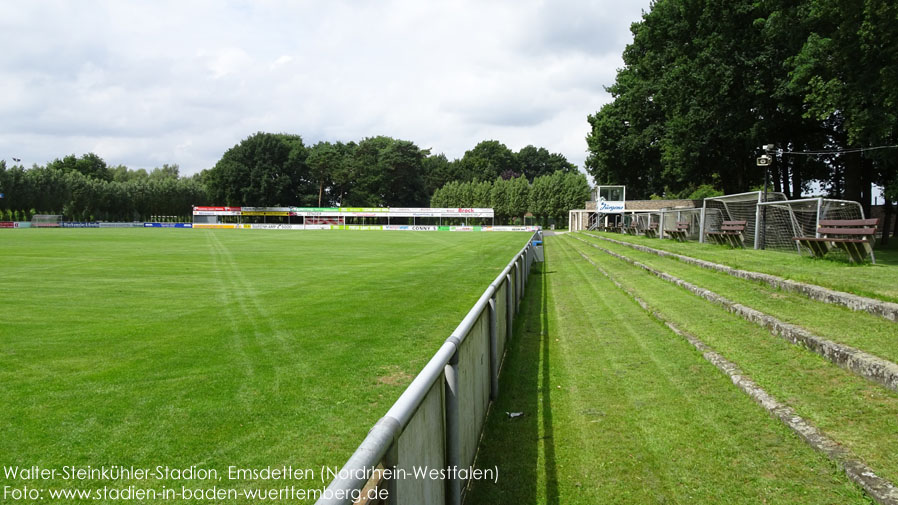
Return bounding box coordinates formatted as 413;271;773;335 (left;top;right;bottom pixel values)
31;214;62;228
756;198;865;252
702;191;787;248
659;208;703;240
631;212;660;231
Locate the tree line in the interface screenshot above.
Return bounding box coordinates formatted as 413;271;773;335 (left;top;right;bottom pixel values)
430;171;590;226
0;134;580;223
586;0;897;220
0;155;205;221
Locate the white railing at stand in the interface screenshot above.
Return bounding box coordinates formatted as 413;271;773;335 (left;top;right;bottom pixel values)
316;232;539;505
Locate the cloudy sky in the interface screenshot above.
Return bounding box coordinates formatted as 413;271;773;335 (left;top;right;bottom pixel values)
1;0;651;176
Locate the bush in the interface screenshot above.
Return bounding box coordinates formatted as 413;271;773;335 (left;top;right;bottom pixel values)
686;184;724;200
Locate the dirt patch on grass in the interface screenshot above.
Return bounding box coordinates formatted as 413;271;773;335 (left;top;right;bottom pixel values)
376;366;414;386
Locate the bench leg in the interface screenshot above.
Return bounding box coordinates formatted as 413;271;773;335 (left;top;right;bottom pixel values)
805;240;830;258
836;242;872;263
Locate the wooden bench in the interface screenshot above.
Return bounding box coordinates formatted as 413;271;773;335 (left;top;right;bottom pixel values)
706;220;747;248
624;222;640;235
666;221;690;242
644;223;659;238
793;218;879;263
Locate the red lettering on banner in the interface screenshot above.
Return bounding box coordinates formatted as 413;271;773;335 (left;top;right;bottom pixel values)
457;208;474;213
0;221;16;228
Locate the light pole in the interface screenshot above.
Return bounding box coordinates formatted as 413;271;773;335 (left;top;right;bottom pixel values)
757;144;775;249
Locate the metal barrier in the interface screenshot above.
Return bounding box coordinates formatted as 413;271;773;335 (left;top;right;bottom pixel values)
317;232;538;505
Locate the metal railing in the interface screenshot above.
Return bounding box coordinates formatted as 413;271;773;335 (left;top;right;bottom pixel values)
317;232;539;505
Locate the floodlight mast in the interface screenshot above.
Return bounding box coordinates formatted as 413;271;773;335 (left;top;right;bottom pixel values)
758;144;775;249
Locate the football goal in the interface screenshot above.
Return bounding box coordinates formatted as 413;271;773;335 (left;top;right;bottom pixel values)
659;208;702;241
756;198;865;252
701;191;787;248
31;214;62;228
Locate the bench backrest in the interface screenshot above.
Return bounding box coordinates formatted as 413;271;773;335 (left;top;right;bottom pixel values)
719;220;746;232
817;218;878;239
818;218;879;227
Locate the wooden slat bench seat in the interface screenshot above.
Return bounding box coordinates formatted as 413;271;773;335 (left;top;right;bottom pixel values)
666;221;690;242
706;220;747;248
645;222;659;238
793;218;879;263
625;222;640;235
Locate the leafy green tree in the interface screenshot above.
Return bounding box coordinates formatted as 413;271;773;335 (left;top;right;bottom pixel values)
459;140;520;181
516;145;576;181
559;172;591;225
206;132;310;206
422;153;465;196
789;0;898;211
47;153;112;182
507;175;530;223
148;164;180;181
307;142;341;206
528;174;554;226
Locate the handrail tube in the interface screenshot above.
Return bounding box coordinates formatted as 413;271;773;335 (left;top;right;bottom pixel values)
317;417;400;504
316;232;537;505
384;340;457;426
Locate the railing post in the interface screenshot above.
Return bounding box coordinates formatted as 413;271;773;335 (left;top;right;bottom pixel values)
444;341;461;505
513;261;520;314
383;441;398;503
505;273;513;342
488;296;499;401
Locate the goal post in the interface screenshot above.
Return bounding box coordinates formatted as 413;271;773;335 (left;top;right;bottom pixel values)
31;214;62;228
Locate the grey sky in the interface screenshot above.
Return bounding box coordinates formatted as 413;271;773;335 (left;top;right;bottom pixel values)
0;0;650;176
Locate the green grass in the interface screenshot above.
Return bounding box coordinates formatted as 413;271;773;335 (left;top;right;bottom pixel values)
582;231;898;303
467;236;870;504
0;229;529;504
578;233;898;364
562;234;898;493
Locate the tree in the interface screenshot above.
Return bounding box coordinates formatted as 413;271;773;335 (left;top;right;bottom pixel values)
307;142;342;206
507;176;530;223
459;140;520;181
47;153;112;182
516;145;576;181
206;132;310;206
422;153;465;196
789;0;898;213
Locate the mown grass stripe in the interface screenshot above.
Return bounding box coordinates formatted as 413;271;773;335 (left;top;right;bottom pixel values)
582;232;898;323
572;234;898;393
581;233;898;366
563;234;898;491
467;236;870;504
573;247;898;505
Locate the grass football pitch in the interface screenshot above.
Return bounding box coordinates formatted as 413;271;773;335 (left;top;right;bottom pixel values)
0;229;530;503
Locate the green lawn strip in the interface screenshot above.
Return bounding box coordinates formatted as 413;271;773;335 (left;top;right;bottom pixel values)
581;231;898;303
564;234;898;489
579;233;898;365
0;229;528;504
467;236;867;505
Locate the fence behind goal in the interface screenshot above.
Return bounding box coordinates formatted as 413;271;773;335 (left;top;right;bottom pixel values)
316;232;539;505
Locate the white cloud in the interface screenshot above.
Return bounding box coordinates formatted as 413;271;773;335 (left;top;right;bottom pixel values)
0;0;651;173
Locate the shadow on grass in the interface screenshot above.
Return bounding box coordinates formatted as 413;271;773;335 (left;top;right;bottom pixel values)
466;258;558;504
874;238;898;266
